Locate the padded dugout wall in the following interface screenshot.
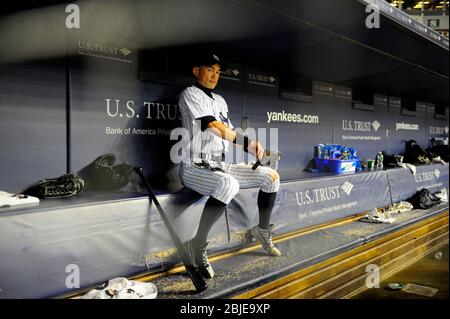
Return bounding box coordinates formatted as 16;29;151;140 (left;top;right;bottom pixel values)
0;53;448;193
0;62;67;193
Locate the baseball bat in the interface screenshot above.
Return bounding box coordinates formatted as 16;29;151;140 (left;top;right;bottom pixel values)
252;160;261;170
133;167;207;293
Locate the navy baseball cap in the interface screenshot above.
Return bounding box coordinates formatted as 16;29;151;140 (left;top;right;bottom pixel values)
194;53;227;70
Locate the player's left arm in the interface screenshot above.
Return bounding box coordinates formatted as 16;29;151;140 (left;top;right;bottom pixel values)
198;117;236;142
198;116;264;159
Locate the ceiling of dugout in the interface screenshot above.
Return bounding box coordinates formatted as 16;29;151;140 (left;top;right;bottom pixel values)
1;0;448;104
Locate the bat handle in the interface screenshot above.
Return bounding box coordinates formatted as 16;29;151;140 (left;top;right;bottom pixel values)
252;160;261;170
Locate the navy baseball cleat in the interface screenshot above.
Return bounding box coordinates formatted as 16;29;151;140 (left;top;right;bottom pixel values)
185;239;215;279
248;224;281;257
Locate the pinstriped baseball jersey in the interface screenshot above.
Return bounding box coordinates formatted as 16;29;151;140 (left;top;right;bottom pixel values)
179;85;233;163
178;84;280;204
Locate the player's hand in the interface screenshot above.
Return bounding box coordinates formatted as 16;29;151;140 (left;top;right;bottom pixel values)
248;140;264;160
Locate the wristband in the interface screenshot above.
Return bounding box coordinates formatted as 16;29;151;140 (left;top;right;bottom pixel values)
234;133;250;153
197;116;217;131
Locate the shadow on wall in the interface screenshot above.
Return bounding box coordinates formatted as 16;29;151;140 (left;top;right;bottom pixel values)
19;93;189;197
116;96;184;193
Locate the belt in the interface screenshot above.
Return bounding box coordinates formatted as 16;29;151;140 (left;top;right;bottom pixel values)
193;160;226;172
201;153;225;162
195;153;226;172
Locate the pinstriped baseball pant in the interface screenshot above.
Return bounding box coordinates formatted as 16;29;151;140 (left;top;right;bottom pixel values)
179;162;280;204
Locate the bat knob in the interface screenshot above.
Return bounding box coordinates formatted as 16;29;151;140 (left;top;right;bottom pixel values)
134;167;143;174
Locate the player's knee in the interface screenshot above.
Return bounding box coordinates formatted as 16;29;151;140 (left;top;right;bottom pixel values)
228;176;240;197
218;175;240;197
271;174;280;191
262;169;280;193
268;169;280;182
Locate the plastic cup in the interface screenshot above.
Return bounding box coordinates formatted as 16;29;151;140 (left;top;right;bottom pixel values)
367;159;374;171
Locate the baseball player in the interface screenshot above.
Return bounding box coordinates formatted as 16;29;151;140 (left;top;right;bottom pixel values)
178;53;281;279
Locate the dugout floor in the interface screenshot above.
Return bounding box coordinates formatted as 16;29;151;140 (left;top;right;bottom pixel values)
125;203;449;299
